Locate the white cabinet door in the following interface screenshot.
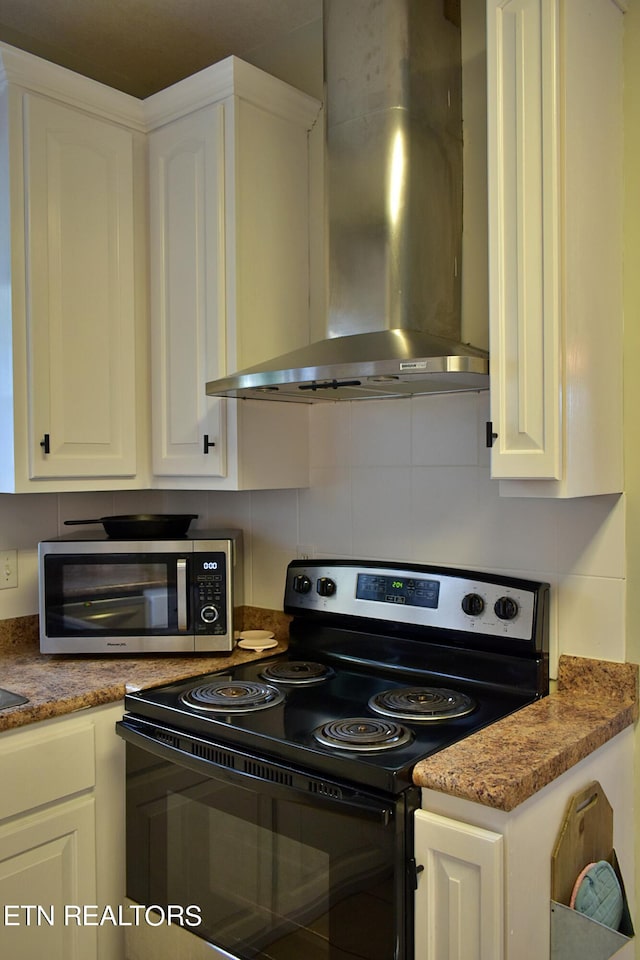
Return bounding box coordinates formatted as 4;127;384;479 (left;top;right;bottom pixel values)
487;0;624;497
0;797;97;960
149;104;226;479
147;58;316;490
0;704;125;960
414;808;503;960
487;0;559;481
0;716;98;959
25;93;138;480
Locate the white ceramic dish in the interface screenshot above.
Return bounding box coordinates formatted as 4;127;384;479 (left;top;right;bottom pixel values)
239;630;275;643
237;638;278;651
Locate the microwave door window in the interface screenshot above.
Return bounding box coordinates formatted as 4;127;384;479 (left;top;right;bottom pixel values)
44;556;180;636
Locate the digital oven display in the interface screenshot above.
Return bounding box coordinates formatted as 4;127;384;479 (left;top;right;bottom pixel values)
356;573;440;608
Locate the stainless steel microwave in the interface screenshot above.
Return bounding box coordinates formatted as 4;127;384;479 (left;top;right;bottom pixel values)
38;531;242;654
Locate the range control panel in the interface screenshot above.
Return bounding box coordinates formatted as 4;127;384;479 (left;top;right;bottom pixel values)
285;560;550;647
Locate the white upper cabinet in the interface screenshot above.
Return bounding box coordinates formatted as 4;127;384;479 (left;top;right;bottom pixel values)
486;0;624;497
25;97;137;480
0;44;316;494
146;58;318;489
0;45;149;492
148;103;227;480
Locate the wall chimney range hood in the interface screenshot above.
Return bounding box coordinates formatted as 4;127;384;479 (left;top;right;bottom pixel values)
206;0;489;403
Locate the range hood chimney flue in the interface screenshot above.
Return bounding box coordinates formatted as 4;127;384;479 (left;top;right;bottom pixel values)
206;0;489;402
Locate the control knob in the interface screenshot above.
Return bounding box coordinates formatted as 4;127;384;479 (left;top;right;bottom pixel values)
461;593;485;616
494;596;519;621
292;574;312;594
201;605;219;624
316;577;337;597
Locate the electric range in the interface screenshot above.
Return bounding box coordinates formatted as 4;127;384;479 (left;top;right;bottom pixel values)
117;559;549;960
121;558;550;795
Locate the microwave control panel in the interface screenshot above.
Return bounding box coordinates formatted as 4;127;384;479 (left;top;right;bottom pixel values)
193;553;228;635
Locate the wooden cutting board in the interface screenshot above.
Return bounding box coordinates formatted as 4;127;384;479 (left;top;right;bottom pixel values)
551;780;613;906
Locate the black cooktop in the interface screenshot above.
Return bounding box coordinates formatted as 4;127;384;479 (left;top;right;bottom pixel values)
124;650;538;794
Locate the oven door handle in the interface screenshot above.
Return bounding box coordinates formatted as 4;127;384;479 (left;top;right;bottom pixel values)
116;717;398;825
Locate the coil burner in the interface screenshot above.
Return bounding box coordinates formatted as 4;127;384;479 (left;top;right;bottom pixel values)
313;717;413;752
368;687;476;722
260;661;335;685
180;680;284;713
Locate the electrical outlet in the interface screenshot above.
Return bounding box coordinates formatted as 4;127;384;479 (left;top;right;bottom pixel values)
0;550;18;589
296;545;316;561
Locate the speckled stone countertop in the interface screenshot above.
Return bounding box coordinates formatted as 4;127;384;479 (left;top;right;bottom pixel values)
1;617;637;813
413;655;638;811
0;608;290;732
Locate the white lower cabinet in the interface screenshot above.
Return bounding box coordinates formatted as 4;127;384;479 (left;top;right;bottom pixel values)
0;703;125;960
0;797;97;959
414;809;503;960
416;729;635;960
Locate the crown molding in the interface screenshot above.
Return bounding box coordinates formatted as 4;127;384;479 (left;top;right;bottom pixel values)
143;56;321;132
0;42;146;131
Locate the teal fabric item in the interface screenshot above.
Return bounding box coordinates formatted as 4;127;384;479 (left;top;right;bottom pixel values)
574;860;624;930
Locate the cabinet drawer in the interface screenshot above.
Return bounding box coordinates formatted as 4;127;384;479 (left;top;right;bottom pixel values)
0;722;95;820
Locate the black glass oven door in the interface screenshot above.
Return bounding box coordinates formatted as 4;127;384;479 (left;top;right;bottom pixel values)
117;718;418;960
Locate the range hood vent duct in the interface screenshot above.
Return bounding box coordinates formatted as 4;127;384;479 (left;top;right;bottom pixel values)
206;0;489;403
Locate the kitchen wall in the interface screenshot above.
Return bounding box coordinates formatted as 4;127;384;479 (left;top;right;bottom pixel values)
172;391;627;681
624;3;640;670
623;0;640;932
0;388;625;679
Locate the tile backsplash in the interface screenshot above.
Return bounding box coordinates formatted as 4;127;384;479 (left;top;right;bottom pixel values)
0;392;625;676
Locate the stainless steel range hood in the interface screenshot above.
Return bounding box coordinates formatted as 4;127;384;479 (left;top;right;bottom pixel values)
206;0;489;403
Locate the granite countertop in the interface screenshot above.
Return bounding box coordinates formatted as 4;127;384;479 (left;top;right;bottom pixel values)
0;608;290;732
1;616;637;813
413;655;639;811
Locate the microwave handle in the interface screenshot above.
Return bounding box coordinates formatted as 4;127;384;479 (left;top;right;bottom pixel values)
177;558;188;631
